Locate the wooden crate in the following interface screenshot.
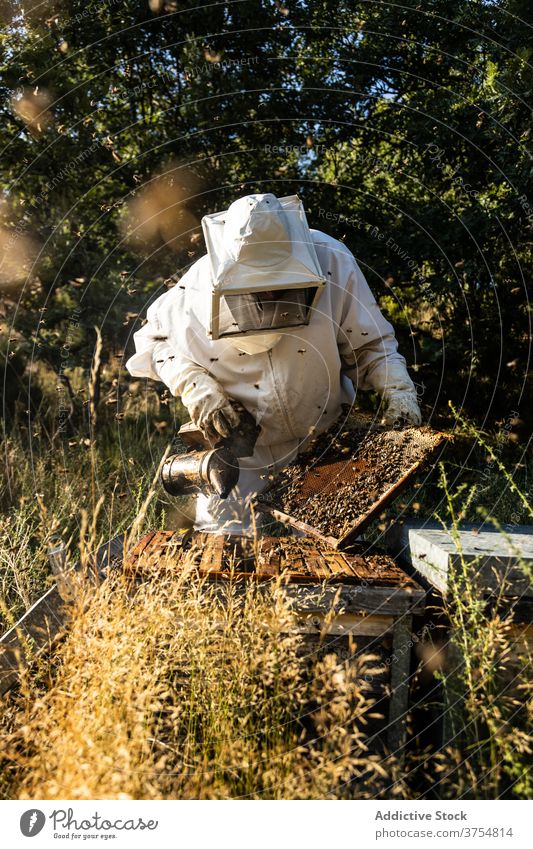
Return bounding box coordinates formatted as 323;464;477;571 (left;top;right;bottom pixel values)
386;519;533;748
2;529;427;754
126;530;426;752
385;520;533;597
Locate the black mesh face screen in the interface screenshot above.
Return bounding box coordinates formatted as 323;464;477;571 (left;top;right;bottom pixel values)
220;287;318;336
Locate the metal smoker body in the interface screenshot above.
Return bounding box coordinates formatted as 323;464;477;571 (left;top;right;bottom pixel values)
161;405;260;500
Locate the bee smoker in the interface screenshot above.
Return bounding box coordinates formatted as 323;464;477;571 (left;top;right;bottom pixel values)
161;447;239;499
160;405;260;500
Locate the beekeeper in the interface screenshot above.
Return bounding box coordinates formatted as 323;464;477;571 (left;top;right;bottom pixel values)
126;193;421;534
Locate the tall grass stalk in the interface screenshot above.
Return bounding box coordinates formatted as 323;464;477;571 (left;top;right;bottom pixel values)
428;460;532;799
1;556;395;799
448;402;532;520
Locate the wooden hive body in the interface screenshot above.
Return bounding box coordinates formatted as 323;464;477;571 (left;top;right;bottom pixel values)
126;530;426;752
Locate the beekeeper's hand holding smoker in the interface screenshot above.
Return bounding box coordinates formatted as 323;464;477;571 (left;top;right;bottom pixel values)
126;193;421;534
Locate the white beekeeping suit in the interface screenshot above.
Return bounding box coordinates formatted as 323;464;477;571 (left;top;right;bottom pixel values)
126;193;421;534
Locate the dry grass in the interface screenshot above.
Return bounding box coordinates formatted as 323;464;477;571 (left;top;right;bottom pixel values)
420;463;533;799
0;410;170;632
0;375;531;800
1;556;397;800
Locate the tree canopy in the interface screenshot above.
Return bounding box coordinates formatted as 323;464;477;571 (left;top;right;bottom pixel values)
1;0;531;428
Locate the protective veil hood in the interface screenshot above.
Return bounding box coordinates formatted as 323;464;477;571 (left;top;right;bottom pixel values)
202;193;326;350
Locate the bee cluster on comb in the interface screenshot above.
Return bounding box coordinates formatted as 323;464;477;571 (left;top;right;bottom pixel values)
259;423;444;544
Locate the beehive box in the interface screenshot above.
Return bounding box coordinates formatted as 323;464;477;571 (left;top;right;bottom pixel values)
2;522;427;753
386;519;533;746
385;520;533;597
258;422;445;549
126;529;426;751
127;529;424;604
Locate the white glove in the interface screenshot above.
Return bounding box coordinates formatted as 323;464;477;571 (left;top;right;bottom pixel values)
144;342;242;442
382;390;422;426
373;360;422;426
182;371;241;442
